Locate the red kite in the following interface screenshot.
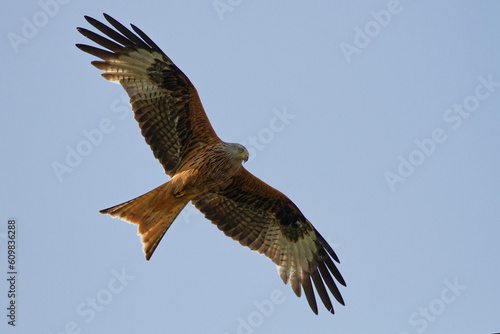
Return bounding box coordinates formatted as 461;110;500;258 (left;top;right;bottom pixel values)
77;14;345;315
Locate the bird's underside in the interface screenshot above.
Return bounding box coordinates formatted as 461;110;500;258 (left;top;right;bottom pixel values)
77;13;346;315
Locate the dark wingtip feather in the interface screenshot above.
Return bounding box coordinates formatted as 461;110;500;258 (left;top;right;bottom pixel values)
318;261;345;306
310;268;334;314
102;13;150;49
84;15;102;28
83;15;93;23
315;230;340;263
323;255;346;287
77;27;124;52
301;274;318;315
76;44;115;60
130;23;165;54
81;14;131;47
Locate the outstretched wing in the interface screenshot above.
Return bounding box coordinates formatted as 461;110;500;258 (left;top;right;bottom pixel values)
192;168;346;315
76;14;219;176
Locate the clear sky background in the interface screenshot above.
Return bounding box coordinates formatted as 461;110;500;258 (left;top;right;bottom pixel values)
1;1;499;333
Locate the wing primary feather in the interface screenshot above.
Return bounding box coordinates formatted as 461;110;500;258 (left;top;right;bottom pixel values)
317;261;345;305
283;250;292;284
310;268;334;314
301;272;318;315
276;242;292;284
289;243;302;297
77;27;124;52
75;44;116;60
103;13;151;50
290;272;301;297
130;24;165;54
324;256;346;287
315;230;340;263
278;266;288;284
84;15;131;46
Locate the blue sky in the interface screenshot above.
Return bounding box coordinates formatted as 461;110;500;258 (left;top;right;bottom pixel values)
1;1;500;333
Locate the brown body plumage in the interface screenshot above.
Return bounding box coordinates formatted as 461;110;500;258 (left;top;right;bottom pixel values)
77;14;346;315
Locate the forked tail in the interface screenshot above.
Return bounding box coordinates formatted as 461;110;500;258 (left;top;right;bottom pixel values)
100;182;189;260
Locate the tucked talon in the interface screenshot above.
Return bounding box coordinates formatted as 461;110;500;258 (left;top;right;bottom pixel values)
173;190;186;198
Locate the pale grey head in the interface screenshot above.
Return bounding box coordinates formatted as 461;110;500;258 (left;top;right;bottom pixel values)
226;142;249;163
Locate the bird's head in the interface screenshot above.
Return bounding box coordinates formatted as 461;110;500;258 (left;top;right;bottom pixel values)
227;143;249;163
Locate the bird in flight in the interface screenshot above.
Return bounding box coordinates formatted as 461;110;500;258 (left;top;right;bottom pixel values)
76;14;345;315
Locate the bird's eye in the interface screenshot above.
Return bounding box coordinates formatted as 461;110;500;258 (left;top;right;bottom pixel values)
238;147;243;153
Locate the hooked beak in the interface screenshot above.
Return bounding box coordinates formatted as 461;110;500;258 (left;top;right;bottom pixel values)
240;152;249;163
